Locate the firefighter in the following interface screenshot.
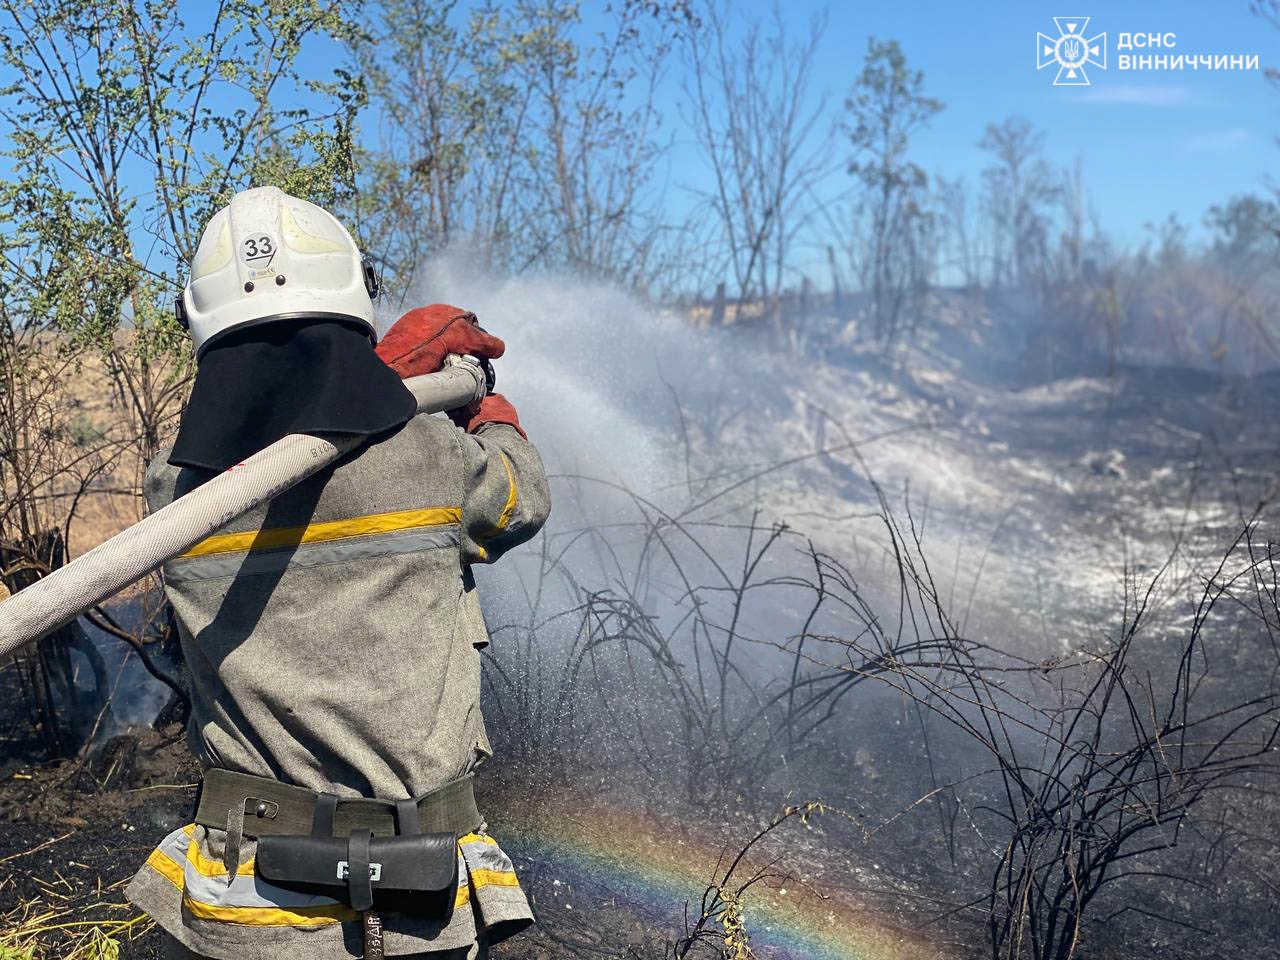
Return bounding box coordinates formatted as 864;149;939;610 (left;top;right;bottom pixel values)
126;186;550;959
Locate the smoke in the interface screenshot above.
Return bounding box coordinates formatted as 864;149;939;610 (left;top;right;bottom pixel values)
375;254;934;793
392;251;814;592
54;599;178;752
378;254;1200;676
384;258;1037;656
385;251;773;494
379;255;973;655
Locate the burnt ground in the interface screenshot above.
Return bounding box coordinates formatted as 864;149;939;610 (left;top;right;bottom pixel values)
4;301;1280;959
0;721;197;958
708;301;1280;661
0;724;586;959
2;728;907;960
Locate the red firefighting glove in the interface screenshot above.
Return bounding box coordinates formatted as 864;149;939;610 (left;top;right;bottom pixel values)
449;393;527;440
375;304;505;378
376;304;527;439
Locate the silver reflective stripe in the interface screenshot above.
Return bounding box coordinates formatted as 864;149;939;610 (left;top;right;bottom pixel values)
163;527;461;583
460;836;518;875
156;824;192;866
182;861;346;913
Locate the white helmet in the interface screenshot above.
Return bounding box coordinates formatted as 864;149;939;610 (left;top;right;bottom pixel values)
176;186;379;358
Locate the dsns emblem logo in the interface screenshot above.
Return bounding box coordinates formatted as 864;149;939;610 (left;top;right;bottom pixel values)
1037;17;1107;86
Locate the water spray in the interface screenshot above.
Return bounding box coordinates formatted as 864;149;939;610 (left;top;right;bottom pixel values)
0;358;488;659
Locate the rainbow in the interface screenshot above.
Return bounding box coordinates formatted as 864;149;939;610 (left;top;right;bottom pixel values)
492;798;943;960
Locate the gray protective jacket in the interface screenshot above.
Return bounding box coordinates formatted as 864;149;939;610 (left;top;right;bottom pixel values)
127;415;550;958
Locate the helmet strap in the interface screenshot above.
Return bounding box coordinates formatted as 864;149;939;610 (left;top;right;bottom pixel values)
362;256;380;300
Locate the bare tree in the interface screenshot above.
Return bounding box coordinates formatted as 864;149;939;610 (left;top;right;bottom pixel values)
356;0;687;295
978;116;1061;290
842;37;944;345
352;0;521;293
936;175;988;289
681;1;832;339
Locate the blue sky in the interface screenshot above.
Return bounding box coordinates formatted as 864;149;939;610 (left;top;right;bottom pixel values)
638;0;1280;250
851;1;1276;247
5;1;1272;267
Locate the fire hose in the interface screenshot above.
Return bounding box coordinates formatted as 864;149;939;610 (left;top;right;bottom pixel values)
0;357;488;660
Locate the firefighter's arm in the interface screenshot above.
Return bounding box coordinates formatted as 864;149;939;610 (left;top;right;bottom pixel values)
373;304;548;561
458;415;550;565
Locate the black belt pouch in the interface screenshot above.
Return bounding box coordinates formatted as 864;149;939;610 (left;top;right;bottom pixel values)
255;795;458;922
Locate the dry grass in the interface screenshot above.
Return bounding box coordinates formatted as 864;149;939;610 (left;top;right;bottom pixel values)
0;883;151;960
0;332;187;600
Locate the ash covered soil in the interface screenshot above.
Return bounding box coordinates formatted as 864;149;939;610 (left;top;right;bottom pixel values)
3;298;1279;958
715;301;1280;656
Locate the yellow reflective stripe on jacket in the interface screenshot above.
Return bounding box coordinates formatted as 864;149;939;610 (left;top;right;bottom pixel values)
183;899;353;926
146;847;184;890
187;836;255;878
484;452;518;537
176;868;471;927
181;506;463;559
473;452;518;561
145;824;194;891
458;832;521;892
469;868;522;889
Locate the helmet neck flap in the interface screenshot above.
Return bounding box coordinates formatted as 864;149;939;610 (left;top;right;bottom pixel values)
168;318;415;474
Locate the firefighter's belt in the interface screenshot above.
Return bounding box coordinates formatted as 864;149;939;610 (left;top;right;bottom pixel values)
194;768;483;839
